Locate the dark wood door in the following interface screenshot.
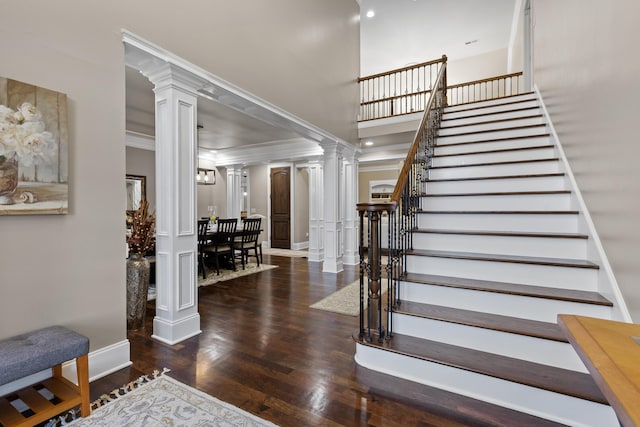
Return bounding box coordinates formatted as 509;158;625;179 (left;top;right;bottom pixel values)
270;167;290;249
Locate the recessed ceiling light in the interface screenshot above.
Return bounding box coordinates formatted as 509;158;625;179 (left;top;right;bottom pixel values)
366;10;375;18
365;141;374;146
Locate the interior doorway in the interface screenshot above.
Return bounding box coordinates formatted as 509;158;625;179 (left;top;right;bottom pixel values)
270;166;291;249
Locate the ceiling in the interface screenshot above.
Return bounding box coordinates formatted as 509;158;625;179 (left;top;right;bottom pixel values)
125;0;517;164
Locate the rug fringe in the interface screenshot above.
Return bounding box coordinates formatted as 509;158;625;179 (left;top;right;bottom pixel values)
44;367;170;427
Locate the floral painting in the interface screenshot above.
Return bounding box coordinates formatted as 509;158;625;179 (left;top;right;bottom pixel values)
0;78;68;214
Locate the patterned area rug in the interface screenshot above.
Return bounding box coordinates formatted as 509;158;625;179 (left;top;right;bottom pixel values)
53;369;278;426
310;280;389;316
262;247;308;257
148;263;278;301
310;280;361;316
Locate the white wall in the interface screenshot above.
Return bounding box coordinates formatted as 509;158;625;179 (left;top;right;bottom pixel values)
533;0;640;321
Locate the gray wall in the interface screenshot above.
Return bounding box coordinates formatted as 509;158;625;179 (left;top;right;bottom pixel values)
533;1;640;320
0;0;359;363
294;168;310;245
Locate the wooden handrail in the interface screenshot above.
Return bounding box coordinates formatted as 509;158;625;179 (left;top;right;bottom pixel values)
390;62;447;204
446;72;523;89
358;56;447;82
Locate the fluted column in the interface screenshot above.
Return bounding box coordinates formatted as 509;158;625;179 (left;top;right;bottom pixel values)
143;63;206;344
306;161;324;262
342;148;359;265
226;165;243;219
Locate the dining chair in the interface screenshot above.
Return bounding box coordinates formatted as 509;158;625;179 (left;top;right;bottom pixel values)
234;217;261;269
197;219;211;279
202;218;237;275
249;214;266;265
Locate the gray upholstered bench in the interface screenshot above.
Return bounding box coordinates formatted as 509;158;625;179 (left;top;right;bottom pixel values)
0;326;90;426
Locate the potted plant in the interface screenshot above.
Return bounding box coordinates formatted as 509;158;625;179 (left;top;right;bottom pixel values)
126;200;155;330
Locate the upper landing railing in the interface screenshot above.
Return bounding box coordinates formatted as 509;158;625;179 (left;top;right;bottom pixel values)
358;56;524;122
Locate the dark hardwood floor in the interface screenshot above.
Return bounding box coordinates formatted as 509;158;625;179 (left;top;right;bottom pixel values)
90;254;556;426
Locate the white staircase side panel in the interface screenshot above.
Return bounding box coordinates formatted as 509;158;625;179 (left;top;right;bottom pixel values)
412;232;587;259
405;255;598;290
438;116;545;135
444;95;538;113
425;175;567;193
428;160;562;180
398;280;613;323
441;107;541;127
443;100;540;120
436;126;546;144
355;344;618;427
392;314;587;372
422;192;572;211
417;212;579;233
432;146;556;167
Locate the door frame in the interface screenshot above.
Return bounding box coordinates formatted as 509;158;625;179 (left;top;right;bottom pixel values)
267;163;295;249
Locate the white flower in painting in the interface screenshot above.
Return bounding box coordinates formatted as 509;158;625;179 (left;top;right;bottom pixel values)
15;131;56;167
15;102;42;122
0;102;57;164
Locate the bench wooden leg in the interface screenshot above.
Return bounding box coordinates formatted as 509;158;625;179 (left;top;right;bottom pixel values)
76;355;90;417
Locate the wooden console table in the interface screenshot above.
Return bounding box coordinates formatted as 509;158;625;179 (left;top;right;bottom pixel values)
558;314;640;427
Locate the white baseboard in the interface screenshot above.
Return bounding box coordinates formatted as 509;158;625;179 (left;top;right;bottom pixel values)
292;241;309;251
0;339;131;395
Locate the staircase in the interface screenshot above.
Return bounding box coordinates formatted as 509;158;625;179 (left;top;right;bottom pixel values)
354;93;621;426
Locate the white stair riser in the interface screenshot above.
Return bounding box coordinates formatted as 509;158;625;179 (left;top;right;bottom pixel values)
422;193;572;211
392;314;586;372
434;136;551;154
355;344;618;427
432;147;555;167
429;160;562;180
398;281;613;323
443;100;539;120
417;212;579;233
437;126;546;144
441;108;541;127
444;95;538;113
405;255;597;290
439;116;545;136
412;233;587;259
425;175;567;193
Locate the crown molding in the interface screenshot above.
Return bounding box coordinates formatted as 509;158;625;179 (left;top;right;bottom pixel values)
125;131;155;151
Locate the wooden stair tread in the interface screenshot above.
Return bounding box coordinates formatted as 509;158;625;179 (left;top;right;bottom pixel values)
354;364;565;427
356;332;608;404
412;228;588;239
421;190;571;197
401;272;613;306
430;157;559;170
442;106;541;123
438;123;546;138
405;248;599;269
425;172;565;182
395;300;568;342
433;144;552;158
440;114;543;131
435;132;551;148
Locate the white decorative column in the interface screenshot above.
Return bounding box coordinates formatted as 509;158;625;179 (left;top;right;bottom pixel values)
306;161;324;262
144;63;204;345
320;142;344;273
226;165;242;218
342;148;359;265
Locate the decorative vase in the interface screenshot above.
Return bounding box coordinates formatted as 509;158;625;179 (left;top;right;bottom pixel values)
0;152;19;205
126;252;150;330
